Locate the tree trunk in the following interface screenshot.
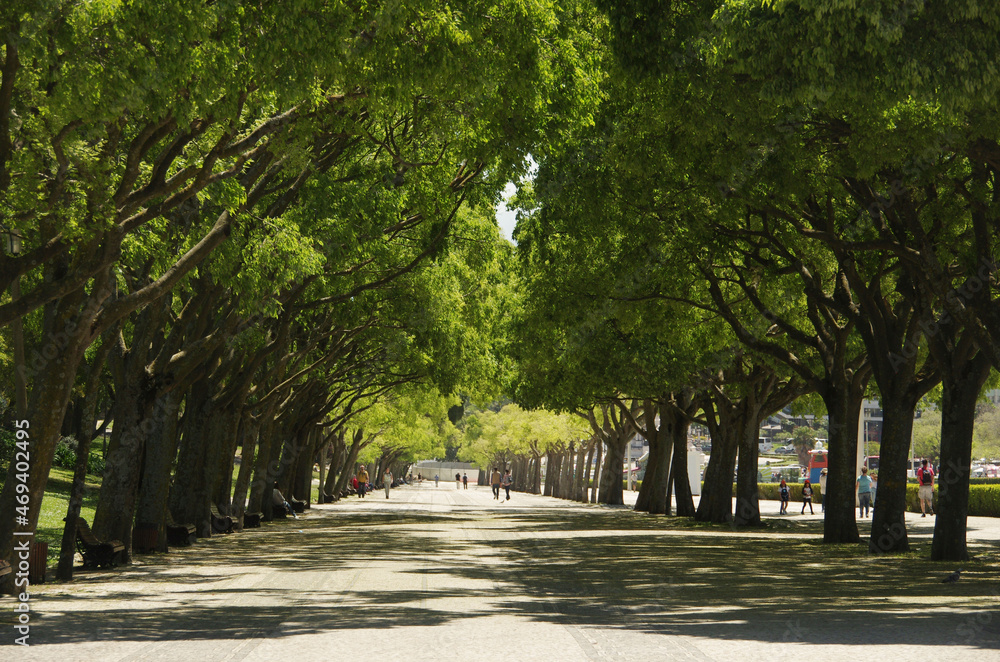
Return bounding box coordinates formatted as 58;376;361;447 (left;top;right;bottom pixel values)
590;442;602;503
57;332;113;580
822;386;864;544
543;452;556;496
170;379;215;536
634;403;666;513
598;437;626;505
231;415;261;528
868;396;918;553
323;431;345;500
94;377;175;558
671;421;696;517
0;296;94;565
734;408;762;526
573;444;587;501
133;391;183;547
550;452;565;499
580;442;595;502
932;354;990;561
249;411;279;516
208;406;242;515
292;428;315;505
696;394;740;523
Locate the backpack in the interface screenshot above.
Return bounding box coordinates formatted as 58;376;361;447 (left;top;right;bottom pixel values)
921;469;933;486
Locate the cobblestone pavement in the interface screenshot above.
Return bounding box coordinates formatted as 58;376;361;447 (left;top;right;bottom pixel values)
5;484;1000;661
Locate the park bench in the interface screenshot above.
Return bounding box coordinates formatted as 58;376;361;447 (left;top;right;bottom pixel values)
243;511;261;528
0;559;11;581
210;505;234;534
166;513;197;546
74;518;124;568
289;497;306;513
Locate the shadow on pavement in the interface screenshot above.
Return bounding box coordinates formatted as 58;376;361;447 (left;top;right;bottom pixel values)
20;502;1000;651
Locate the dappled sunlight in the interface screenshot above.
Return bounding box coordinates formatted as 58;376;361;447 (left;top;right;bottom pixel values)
15;485;1000;657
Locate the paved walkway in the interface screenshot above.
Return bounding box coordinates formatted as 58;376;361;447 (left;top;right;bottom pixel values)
5;484;1000;660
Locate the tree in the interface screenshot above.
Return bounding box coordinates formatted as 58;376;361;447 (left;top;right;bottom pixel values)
0;0;605;566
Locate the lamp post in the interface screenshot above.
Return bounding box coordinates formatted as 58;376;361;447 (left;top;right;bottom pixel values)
2;226;26;419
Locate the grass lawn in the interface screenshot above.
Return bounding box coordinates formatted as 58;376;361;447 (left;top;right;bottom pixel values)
5;455;325;568
35;466;102;565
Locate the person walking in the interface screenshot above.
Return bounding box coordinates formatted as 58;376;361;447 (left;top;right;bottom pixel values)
434;474;439;487
857;466;873;518
819;469;828;512
456;472;461;489
501;469;513;501
357;465;369;498
918;459;935;517
384;470;393;499
491;467;502;500
462;473;468;489
801;479;814;515
779;478;790;515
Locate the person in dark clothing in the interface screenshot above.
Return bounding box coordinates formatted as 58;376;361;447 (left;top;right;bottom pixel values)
801;479;814;515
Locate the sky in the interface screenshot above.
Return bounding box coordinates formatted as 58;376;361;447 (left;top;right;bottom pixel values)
495;181;518;244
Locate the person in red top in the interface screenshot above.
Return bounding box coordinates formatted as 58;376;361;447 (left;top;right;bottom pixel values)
918;459;935;517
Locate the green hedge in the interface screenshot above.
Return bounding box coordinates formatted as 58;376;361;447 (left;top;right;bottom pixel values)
615;480;1000;517
757;482;816;502
905;477;1000;485
904;484;1000;517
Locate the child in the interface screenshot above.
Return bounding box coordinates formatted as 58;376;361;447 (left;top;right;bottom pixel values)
801;479;814;515
779;478;790;515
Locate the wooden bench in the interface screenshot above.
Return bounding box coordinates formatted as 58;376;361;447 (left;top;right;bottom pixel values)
74;518;124;568
210;505;234;534
166;513;197;546
0;559;11;580
289;497;306;514
243;512;262;528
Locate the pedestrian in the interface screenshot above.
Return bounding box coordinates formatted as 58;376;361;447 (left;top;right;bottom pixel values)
856;466;873;518
819;469;827;512
491;467;502;500
779;478;790;515
434;474;439;487
272;482;298;518
801;479;814;515
456;472;461;489
357;465;369;498
918;459;935;517
462;473;468;489
384;470;392;499
501;469;513;501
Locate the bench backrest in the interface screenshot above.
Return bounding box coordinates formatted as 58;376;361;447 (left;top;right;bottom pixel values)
75;518;101;546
